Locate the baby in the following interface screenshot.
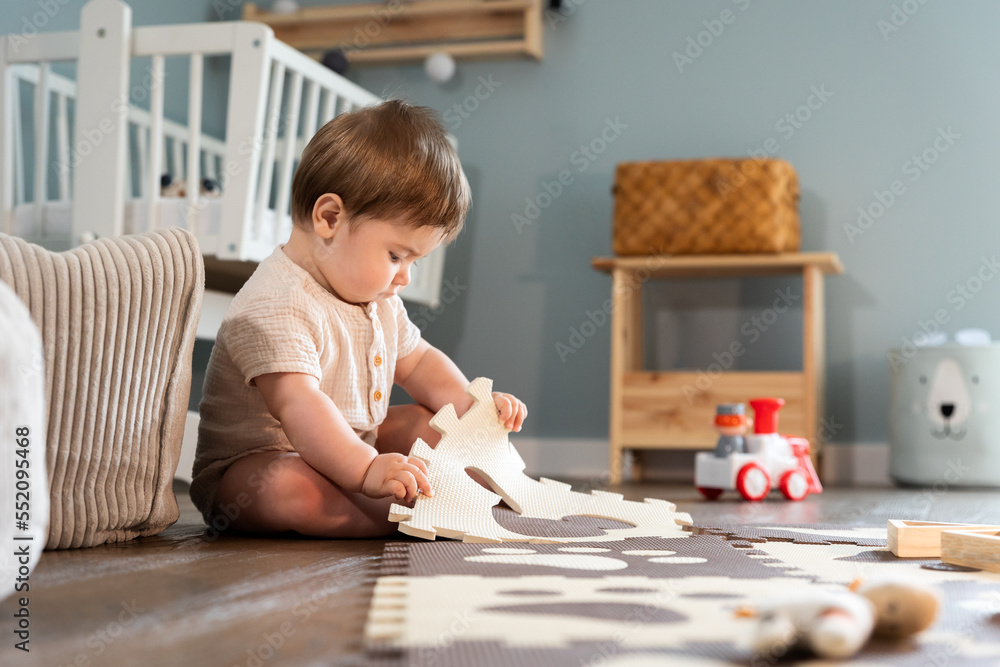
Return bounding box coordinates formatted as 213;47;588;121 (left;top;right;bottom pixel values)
190;100;527;538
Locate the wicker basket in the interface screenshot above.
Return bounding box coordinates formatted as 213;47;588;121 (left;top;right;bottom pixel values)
612;158;800;255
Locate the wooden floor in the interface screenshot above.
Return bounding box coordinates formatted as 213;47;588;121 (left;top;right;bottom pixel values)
5;480;1000;666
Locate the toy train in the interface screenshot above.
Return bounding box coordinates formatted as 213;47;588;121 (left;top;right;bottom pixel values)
694;397;822;502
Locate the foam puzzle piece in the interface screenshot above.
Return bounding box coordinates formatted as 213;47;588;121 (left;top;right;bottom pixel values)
366;573;785;650
388;378;692;543
365;526;1000;665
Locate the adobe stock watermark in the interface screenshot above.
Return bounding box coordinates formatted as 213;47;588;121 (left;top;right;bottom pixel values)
716;84;833;199
877;0;930;41
54;66;169;179
672;0;754;73
213;0;405;53
544;0;601;31
911;458;971;516
554;248;668;364
887;253;1000;371
5;0;74;56
512;116;628;234
843;126;959;244
231;583;348;667
410;277;468;330
683;286;800;401
924;590;1000;667
176;109;301;234
414;609;476;666
54;600;146;667
443;75;501;131
579;584;679;667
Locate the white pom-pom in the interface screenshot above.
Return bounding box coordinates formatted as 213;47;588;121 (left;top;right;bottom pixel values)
272;0;299;14
424;51;456;83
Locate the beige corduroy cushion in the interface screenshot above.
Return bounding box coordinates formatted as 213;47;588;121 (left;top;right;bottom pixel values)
0;229;204;549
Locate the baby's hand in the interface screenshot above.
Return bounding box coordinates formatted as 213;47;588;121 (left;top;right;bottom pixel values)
361;453;433;502
492;392;528;432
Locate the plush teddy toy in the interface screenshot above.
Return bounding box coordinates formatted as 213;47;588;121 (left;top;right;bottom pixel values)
746;578;940;660
160;174;221;198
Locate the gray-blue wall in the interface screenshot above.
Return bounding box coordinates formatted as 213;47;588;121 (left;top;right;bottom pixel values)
7;0;1000;446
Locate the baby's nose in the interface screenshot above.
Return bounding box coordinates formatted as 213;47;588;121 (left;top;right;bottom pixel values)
395;265;411;286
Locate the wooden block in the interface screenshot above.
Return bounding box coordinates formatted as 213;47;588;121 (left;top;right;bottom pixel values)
886;520;1000;558
941;529;1000;572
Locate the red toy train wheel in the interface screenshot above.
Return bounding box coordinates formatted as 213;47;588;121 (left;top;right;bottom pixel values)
780;469;809;501
697;487;723;501
736;463;771;502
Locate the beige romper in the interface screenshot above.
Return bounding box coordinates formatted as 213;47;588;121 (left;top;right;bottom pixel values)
189;246;421;523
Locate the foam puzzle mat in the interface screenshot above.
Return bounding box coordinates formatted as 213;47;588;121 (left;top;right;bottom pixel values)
365;523;1000;666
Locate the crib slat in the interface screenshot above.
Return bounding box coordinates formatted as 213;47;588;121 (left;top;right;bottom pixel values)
255;61;286;240
302;79;319;143
171;138;183;184
135;123;148;199
218;22;272;260
72;0;131;242
33;63;50;230
11;73;25;210
321;89;335;125
147;55;164;229
186;53;203;234
274;71;302;229
56;93;70;201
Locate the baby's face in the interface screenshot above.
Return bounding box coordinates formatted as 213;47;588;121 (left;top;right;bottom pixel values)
320;217;444;304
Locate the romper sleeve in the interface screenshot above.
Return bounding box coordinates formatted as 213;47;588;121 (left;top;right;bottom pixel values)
222;289;326;387
390;295;422;358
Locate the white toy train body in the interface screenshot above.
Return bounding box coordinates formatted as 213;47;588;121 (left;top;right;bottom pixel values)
695;434;820;501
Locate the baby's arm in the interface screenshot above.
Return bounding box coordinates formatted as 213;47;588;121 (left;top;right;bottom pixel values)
396;340;528;431
255;371;432;502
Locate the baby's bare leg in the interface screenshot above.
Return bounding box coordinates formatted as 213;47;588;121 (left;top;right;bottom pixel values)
375;403;439;455
213;451;396;538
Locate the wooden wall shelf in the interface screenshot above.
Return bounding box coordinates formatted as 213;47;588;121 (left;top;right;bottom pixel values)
243;0;545;65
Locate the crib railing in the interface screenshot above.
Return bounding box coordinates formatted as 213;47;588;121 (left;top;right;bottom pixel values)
0;0;445;307
6;64;228;222
0;0;378;260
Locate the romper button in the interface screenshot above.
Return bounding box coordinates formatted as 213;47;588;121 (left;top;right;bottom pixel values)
374;355;383;366
374;390;383;401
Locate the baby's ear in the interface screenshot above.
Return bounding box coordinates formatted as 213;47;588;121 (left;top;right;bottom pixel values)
312;193;348;239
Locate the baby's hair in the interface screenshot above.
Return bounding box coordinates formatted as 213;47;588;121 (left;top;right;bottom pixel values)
291;99;470;239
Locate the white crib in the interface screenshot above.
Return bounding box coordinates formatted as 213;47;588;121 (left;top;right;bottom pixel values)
0;0;446;307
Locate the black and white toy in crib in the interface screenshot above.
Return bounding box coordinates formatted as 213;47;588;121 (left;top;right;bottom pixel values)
160;174;221;198
743;578;940;660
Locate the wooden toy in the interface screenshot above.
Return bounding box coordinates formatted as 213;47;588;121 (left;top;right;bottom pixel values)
887;520;1000;557
941;528;1000;572
388;378;692;543
695;397;822;501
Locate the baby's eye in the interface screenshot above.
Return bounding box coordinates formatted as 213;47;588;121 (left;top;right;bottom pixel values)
389;252;400;263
